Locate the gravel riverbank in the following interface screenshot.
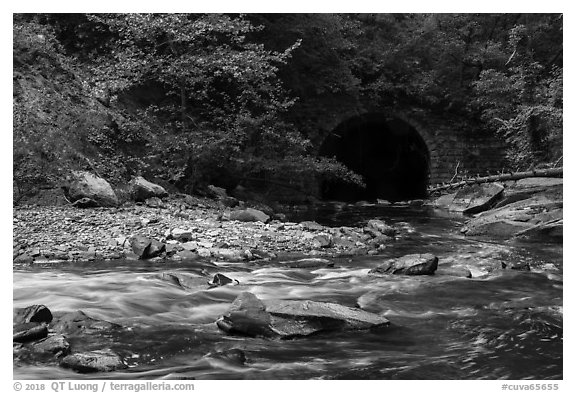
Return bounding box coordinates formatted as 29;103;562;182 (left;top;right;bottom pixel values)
13;197;396;264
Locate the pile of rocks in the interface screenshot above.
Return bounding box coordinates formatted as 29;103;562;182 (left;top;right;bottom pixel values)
14;171;406;264
14;302;249;373
13;305;127;373
13;200;400;263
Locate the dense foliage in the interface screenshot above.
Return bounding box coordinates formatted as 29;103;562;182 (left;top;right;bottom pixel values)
256;14;562;168
13;13;562;201
13;18;114;202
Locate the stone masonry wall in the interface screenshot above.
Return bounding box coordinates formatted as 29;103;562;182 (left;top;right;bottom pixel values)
247;105;507;202
313;106;507;187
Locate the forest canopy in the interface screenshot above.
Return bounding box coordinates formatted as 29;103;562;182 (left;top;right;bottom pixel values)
13;13;563;201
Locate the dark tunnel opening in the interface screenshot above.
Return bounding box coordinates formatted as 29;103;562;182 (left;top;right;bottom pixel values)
319;114;430;202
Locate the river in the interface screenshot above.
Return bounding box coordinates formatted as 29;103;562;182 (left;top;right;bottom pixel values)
13;204;563;379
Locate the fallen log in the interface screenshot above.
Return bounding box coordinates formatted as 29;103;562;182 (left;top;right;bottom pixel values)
428;167;563;193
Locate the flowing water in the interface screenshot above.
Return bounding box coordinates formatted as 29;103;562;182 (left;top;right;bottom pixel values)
13;204;563;380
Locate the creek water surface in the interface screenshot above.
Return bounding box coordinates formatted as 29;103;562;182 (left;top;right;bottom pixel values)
13;204;563;380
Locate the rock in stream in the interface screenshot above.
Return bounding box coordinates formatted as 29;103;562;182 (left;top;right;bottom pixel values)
14;305;53;325
216;292;390;339
60;349;128;373
369;253;439;275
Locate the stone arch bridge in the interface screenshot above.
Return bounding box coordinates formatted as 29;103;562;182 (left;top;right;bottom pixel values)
249;107;506;203
312;108;506;202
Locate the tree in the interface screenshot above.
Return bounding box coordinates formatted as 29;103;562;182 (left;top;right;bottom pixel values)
13;15;118;202
471;15;563;168
87;13;363;192
14;13;561;203
343;13;562;168
247;13;363;141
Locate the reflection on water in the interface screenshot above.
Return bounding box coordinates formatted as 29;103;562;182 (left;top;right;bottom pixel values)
13;204;562;379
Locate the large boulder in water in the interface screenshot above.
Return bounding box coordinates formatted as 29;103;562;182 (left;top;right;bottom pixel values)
50;310;120;335
30;334;71;357
159;272;206;290
208;273;238;287
433;183;504;214
265;299;390;336
494;177;563;209
13;322;48;343
369;253;439;275
129;176;168;202
216;292;274;337
461;194;562;241
13;305;53;325
60;349;127;373
63;171;119;207
216;292;389;338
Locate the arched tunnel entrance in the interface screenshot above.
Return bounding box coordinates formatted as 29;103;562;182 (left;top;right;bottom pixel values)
319;113;430;202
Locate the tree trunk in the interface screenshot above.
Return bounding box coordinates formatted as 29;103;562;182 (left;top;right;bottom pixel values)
168;41;188;131
428;167;562;193
180;83;187;130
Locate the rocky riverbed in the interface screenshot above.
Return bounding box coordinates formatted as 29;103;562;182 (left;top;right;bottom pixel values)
13;195;399;265
13;179;563;378
13;175;563;265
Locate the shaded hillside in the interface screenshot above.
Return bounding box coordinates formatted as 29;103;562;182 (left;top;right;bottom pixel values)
13;14;563;204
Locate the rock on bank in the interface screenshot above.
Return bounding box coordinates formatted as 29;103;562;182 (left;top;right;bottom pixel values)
431;177;562;242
